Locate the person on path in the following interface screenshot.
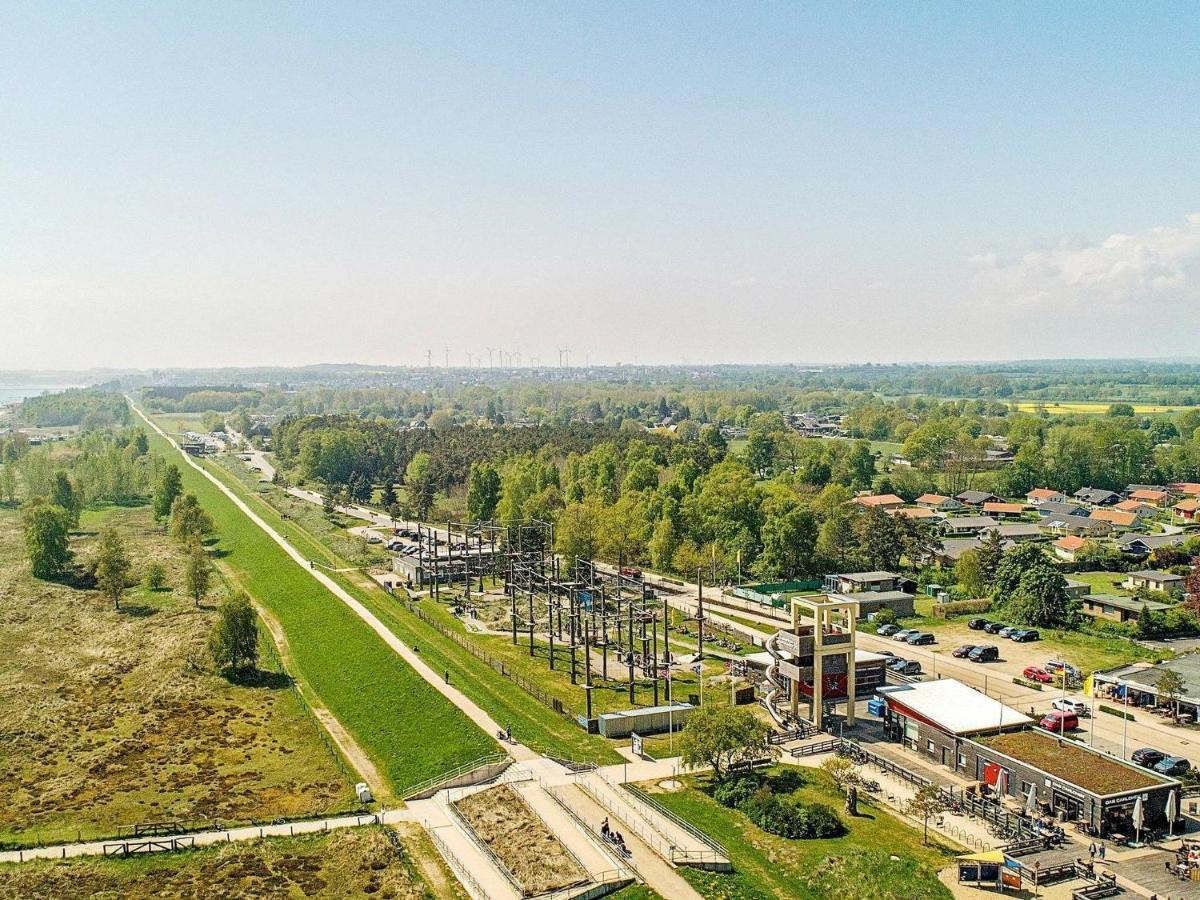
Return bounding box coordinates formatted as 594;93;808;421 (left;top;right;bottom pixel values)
444;670;450;684
1098;843;1106;861
1089;842;1096;860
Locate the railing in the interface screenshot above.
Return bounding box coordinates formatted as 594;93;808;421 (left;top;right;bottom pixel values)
426;826;488;900
102;836;195;857
619;780;729;866
574;775;676;864
789;738;844;758
768;723;817;744
402;753;509;799
547;756;598;773
539;779;637;880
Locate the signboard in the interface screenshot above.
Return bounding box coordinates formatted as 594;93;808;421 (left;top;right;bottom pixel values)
631;732;644;759
1000;870;1022;889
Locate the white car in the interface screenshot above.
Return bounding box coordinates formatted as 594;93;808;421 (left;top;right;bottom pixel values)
1051;697;1089;716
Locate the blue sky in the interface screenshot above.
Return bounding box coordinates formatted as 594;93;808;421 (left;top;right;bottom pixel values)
3;3;1198;368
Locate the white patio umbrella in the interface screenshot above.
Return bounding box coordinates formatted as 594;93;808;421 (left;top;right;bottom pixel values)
1132;796;1144;845
995;769;1008;799
1166;790;1178;838
1025;783;1038;817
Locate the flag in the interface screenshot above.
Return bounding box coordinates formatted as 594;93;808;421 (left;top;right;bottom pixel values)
1083;674;1094;697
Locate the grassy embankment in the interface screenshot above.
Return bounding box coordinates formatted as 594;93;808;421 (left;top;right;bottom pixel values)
647;769;955;900
0;825;463;900
0;503;349;848
140;422;495;798
185;445;629;763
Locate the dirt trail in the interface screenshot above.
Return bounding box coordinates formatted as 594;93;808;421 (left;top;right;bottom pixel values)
252;599;386;797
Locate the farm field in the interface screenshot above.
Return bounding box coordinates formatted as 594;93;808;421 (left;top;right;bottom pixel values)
0;825;463;900
0;503;349;848
185;442;628;763
139;418;496;798
646;768;954;900
1013;400;1191;414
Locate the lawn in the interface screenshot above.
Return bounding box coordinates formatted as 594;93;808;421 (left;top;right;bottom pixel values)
0;825;463;899
1069;570;1134;596
140;417;496;799
0;503;350;848
168;425;624;765
646;769;954;900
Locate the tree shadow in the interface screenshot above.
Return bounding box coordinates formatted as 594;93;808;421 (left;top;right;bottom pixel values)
226;668;293;690
117;603;157;618
208;548;231;559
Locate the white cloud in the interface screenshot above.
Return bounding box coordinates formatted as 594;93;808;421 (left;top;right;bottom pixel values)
969;213;1200;308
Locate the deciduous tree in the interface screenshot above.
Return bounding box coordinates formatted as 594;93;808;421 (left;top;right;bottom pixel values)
93;526;131;609
22;501;72;579
208;592;259;675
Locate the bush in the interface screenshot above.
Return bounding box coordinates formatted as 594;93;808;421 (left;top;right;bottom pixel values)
143;562;167;591
728;781;845;839
932;598;992;619
871;607;897;626
712;774;763;809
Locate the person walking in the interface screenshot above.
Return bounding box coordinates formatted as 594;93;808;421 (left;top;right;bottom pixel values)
1098;843;1106;861
1089;842;1096;861
444;670;450;684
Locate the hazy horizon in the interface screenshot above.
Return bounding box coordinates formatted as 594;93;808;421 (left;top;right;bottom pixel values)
5;3;1200;369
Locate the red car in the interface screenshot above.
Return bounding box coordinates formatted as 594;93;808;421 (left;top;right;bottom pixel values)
1023;666;1054;684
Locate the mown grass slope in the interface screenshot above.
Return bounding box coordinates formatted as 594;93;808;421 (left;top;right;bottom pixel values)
141;421;494;797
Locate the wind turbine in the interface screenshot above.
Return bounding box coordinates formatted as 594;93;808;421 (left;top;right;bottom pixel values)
444;345;450;369
486;347;496;368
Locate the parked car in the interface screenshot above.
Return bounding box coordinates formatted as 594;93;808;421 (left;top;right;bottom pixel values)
952;644;977;658
967;618;990;631
893;629;919;642
887;658;922;676
968;645;999;663
1152;756;1192;777
620;567;643;580
876;624;901;636
1040;710;1078;732
998;626;1019;639
386;540;405;551
983;622;1009;634
1131;748;1167;769
875;649;895;657
1051;697;1089;715
906;632;936;646
1011;629;1040;642
1023;666;1054;684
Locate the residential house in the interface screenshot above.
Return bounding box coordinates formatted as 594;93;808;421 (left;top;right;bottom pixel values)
1116;533;1186;557
983;501;1026;519
1167;482;1200;497
1114;499;1157;519
1081;593;1172;625
992;523;1041;542
1123;570;1185;594
1074;487;1120;506
1172;498;1199;522
1026;488;1067;506
916;493;962;511
1036;500;1089;519
893;506;941;521
1053;535;1087;562
853;493;905;511
1124;484;1168;496
1042;514;1112;538
941;516;1000;536
1128;488;1173;508
955;490;1002;507
1089;508;1140;531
